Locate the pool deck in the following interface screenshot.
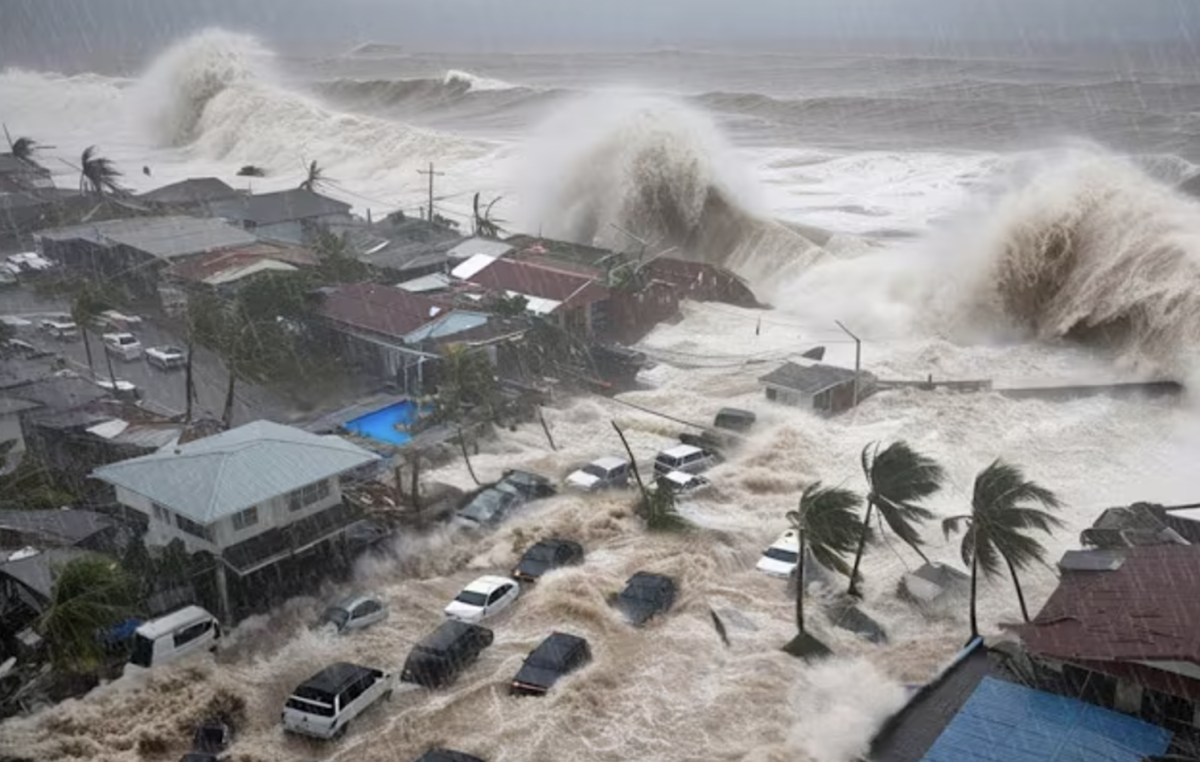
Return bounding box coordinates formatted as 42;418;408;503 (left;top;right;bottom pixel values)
298;393;414;436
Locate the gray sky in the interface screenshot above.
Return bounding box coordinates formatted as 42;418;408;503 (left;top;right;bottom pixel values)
4;0;1199;70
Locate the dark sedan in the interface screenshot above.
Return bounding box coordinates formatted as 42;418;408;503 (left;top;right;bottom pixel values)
509;632;591;697
498;469;557;501
512;539;584;583
615;572;677;626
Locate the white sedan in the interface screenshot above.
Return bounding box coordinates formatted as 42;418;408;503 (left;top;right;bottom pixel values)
443;575;521;624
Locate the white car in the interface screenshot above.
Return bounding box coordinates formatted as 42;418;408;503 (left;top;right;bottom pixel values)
40;318;78;340
6;252;53;272
145;345;187;370
443;575;520;623
659;470;711;495
94;378;141;401
102;332;143;361
98;309;143;331
317;594;388;634
565;456;631;492
756;529;800;578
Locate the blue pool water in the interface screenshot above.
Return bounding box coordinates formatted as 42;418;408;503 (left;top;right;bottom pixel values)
345;400;422;446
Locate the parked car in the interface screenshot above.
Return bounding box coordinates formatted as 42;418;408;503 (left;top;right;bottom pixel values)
282;662;394;740
713;407;756;432
102;332;143;361
512;539;584;583
755;529;799;578
455;485;523;527
6;252;53;272
653;444;717;477
509;632;592;697
498;469;557;501
146;345;187;370
565;456;631;492
2;338;54;360
39;318;78;341
317;594;388;634
659;470;711;495
98;309;143;331
615;572;677;626
190;716;234;755
93;377;141;402
415;751;487;762
180;754;225;762
444;576;520;624
400;619;493;689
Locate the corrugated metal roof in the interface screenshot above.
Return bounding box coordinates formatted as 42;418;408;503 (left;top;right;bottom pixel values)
38;216;257;260
448;237;513;261
320;282;447;341
397;272;452;293
138;178;239;205
0;547;92;600
509;291;561;315
0;396;42;416
0;509;113;546
92;420;380;524
464;257;609;307
451;252;499;280
208;189;351;226
759;362;868;395
403;311;489;343
921;677;1170;762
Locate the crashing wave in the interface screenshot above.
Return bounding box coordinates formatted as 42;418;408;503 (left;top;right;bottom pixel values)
442;69;516;92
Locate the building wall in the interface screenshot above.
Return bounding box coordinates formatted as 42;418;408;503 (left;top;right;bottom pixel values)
0;413;26;472
764;384;813;408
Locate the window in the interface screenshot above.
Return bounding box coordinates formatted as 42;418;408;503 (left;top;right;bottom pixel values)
175;514;212;541
231;506;259;531
173;620;211;648
152;502;171;522
289;479;332;511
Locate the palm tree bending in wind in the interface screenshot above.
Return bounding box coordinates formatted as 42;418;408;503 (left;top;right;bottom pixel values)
942;459;1063;639
79;146;125;197
783;482;861;656
848;441;945;597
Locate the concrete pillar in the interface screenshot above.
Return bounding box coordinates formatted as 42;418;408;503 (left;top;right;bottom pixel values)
214;563;231;625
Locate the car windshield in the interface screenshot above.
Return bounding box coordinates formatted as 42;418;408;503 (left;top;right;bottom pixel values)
581;463;610;478
764;547;799;563
322;607;350;627
459;490;509;521
524;544;557;562
118;336;136;345
455;590;488;607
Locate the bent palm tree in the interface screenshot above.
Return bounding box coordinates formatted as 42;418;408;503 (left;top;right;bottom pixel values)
299;160;326;192
79;146;124;197
37;555;135;673
783;482;861;656
848;441;945;597
942;459;1063;639
11;136;37;161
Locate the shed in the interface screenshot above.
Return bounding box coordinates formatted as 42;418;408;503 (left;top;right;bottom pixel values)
758;361;877;415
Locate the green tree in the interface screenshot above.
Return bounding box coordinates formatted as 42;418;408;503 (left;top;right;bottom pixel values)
311;227;368;283
487;293;529;318
942;460;1064;638
848;441;945;597
435;345;499;424
11;136;37;161
784;482;861;657
37;555;135;673
78;145;124;197
0;459;79;510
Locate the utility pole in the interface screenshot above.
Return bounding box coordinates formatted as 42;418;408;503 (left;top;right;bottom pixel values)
835;320;862;409
417;162;444;223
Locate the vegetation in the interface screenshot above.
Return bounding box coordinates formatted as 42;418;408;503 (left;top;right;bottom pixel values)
37;555;135;674
472;192;505;238
299;160;327;192
0;458;79;510
486;292;529;318
433;345;501;425
311;226;369;283
237;165;266;177
11;136;37;161
942;459;1064;638
70;284;120;390
78;145;125;197
783;482;861;658
848;441;945;597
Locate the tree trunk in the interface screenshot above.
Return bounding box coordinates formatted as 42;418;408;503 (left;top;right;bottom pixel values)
847;499;874;598
409;451;421;513
796;529;807;634
457;426;480;486
222;369;236;430
969;551;979;640
184;339;195;423
81;330;96;380
610;421;648;503
1006;555;1030;622
102;340;119;391
538;407;557;451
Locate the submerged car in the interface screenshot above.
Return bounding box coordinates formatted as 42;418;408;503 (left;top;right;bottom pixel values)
755;529;799;578
498;469;557;501
414;751;487;762
281;662;394;740
615;572;677;626
565;457;631;492
444;576;520;624
455;485;523;527
512;539;584;583
185;715;234;760
509;632;592;697
317;594;388;634
659;470;711;495
401;619;493;689
146;345;187;370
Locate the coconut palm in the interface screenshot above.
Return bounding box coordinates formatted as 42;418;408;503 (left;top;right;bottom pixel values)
942;459;1064;639
37;554;135;673
847;441;945;597
299;160;326;192
11;136;37;161
79;145;124;197
783;482;861;656
71;287;119;391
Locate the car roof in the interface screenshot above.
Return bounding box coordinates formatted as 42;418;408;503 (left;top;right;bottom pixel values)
300;662;376;695
661;470;699;486
463;575;517;595
529;538;576;551
418;619;489;650
152;345;184;353
135;605;215;639
503;469;549;482
625;571;675;590
660;444;702;458
532;631;589;660
331;594;380;610
416;750;487;762
768;529;799;550
590;456;628;470
103;331;135;339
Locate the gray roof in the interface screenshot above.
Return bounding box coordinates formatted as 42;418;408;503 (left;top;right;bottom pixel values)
448;237;514;260
0;396;42;416
208;189;352;226
138;177;240;206
0;547;92;601
8;376;110;412
37;215;257;261
0;509;112;546
92;420;381;524
758;362;867;395
0;154;51;177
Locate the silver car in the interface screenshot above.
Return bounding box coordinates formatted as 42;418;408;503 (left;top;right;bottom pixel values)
318;594;388;634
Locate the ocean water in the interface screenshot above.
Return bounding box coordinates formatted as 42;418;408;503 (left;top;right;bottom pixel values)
4;29;1200;762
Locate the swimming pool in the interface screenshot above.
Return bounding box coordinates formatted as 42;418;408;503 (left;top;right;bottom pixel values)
344;400;423;446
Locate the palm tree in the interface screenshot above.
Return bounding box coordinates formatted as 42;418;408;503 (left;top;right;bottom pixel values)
299;160;326;192
847;441;946;597
79;146;124;197
11;136;37;161
472;192;505;238
37;555;135;674
942;459;1064;639
783;482;861;656
71;287;119;391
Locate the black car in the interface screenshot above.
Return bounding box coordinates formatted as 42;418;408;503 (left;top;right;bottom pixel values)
498;470;557;501
510;632;592;697
456;486;523;527
180;755;223;762
191;717;234;753
401;620;494;689
512;539;584;583
415;751;487;762
615;572;677;626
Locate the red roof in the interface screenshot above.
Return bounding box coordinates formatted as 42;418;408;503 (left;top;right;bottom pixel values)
1016;545;1200;664
165;243;317;284
465;257;609;309
319;283;448;339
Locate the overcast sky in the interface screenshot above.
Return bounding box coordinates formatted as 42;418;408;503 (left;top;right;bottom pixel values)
4;0;1200;70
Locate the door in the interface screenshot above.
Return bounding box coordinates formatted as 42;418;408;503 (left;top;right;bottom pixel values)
170;619;215;662
485;584;516;618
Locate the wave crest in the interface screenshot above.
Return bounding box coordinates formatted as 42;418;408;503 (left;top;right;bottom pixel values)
443;68;516;92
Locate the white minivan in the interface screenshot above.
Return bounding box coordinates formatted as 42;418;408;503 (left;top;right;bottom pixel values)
282;662;394;740
128;606;220;670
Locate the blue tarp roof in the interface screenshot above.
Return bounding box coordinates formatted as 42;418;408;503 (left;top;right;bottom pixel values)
921;677;1171;762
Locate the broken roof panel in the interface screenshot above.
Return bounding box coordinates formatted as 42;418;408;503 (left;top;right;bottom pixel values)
465;257;609;308
758;361;867;395
448;237;513;261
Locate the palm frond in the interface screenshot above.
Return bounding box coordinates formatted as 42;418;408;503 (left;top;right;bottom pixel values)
863;440;945;551
793;481;862;579
967;459;1062;580
941;514;971;540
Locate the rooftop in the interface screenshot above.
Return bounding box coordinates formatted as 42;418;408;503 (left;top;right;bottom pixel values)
37;215;258;261
0;547;93;601
138;177;240;206
92;420;380;525
0;509;113;547
208;189;351;226
164;243;316;285
759;361;869;395
464;257;610;310
319;282;448;341
0;396;43;416
448;237;514;261
1015;544;1200;664
7;376;111;412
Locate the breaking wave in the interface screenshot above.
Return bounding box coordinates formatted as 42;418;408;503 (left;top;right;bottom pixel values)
443;69;517;92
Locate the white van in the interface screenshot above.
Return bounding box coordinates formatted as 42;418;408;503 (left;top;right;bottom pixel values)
282;662;394;740
653;444;717;477
128;606;220;669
